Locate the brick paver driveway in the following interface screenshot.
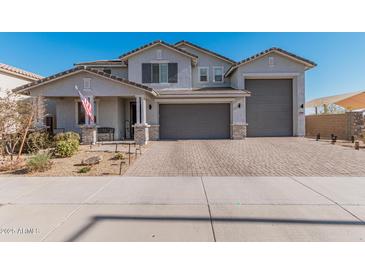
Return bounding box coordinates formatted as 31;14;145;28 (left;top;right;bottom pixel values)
125;137;365;176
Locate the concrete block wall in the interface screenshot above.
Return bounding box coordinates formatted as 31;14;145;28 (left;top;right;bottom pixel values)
305;112;364;140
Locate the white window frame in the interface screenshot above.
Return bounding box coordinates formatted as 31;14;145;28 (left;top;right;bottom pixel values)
213;66;224;83
198;67;209;83
150;62;169;85
159;63;168;84
75;98;100;126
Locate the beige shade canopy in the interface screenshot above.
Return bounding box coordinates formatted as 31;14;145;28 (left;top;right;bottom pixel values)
306;91;365;110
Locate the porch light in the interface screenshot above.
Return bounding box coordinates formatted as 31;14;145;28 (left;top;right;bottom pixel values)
238;103;241;108
149;104;152;110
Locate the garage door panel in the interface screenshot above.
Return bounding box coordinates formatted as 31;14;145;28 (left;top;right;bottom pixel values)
246;79;293;137
159;104;230;139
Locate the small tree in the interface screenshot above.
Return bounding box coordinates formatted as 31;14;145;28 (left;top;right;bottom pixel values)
0;90;45;161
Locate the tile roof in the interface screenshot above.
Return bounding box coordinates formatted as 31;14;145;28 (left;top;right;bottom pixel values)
174;40;236;64
225;47;317;76
12;66;155;94
74;60;127;67
118;40;198;60
0;63;43;80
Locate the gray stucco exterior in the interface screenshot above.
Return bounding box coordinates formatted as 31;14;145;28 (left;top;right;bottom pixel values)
127;45;193;90
16;40;315;142
230;52;307;136
175;44;232;89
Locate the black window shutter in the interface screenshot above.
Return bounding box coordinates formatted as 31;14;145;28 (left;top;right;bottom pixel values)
142;63;151;83
152;64;160;83
168;63;178;83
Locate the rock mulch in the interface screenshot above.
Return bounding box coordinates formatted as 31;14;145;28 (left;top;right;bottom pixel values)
0;144;138;176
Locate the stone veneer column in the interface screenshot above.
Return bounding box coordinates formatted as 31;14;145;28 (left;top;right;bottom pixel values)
133;124;150;145
231;124;247;139
149;125;160;141
81;126;97;144
346;112;364;139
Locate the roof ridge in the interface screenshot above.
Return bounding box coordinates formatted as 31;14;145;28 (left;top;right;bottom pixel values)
118;40;198;60
174;40;236;64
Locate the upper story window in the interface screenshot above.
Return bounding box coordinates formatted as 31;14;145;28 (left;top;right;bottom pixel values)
198;67;209;82
213;66;224;83
142;63;178;84
83;78;91;89
103;69;111;74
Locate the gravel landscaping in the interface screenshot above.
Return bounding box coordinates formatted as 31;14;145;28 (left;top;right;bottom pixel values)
0;144;140;176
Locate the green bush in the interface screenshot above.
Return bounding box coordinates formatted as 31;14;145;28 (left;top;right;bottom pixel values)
113;152;125;160
55;139;79;158
27;153;52;173
53;131;80;158
54;131;80;142
78;166;91;173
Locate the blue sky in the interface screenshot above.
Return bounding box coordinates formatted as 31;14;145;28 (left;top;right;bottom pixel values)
0;32;364;101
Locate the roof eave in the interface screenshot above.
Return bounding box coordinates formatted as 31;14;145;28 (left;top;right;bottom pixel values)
0;68;42;81
12;67;156;96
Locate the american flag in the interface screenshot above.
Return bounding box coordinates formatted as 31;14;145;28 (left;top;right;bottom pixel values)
75;85;93;120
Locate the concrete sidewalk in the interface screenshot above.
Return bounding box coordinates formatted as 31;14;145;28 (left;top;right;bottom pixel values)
0;176;364;241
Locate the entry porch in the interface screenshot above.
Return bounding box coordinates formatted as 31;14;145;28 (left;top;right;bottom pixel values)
45;95;158;144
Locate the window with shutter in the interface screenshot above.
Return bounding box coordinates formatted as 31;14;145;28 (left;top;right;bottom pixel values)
142;63;151;83
142;63;178;84
168;63;178;83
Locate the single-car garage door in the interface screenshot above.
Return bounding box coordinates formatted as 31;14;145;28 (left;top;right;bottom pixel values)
159;104;230;139
246;79;293;137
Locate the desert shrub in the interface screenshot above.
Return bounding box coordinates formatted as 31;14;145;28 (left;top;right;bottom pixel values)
53;131;80;158
78;166;91;173
26;153;52;173
26;131;53;153
55;139;79;158
113;152;125;160
54;131;80;142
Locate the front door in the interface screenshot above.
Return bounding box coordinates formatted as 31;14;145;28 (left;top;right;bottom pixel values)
130;101;137;139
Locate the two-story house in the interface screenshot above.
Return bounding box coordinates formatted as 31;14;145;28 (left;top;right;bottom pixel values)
13;40;316;144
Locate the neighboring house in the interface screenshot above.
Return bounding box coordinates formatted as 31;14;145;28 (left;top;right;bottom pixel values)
0;63;43;97
13;40;316;144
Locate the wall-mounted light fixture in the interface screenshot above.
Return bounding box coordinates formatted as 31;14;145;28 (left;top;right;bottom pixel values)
149;104;152;110
300;104;304;109
238;103;241;108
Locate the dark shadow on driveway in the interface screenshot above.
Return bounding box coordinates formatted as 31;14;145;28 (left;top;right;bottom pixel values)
66;215;365;242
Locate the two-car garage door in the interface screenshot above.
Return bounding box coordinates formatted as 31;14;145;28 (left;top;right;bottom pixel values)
159;104;230;139
246;79;293;137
